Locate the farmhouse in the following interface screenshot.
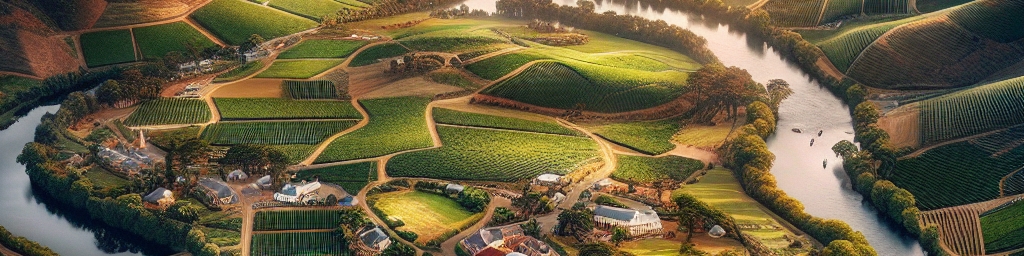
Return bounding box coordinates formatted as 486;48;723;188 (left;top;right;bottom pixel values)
256;175;272;189
354;226;392;255
446;183;465;194
534;174;562;186
227;170;248;181
96;146;150;176
273;181;321;203
142;187;174;209
198;178;239;205
460;224;559;256
593;205;663;238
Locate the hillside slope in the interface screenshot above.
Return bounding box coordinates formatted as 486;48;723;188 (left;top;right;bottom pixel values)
0;2;81;78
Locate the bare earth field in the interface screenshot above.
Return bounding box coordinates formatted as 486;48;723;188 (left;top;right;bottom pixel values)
355;75;463;99
877;103;921;149
210;78;284;98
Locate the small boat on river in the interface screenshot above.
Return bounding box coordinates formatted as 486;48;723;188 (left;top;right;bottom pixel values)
823;159;828;168
810;138;815;146
818;130;823;136
792;128;802;133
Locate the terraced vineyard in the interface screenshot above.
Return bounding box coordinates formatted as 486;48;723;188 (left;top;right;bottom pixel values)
191;0;318;45
278;39;367;59
762;0;826;27
863;0;912;14
254;209;343;231
283;80;338;99
611;155;704;184
214;98;360;120
314;97;432;163
946;0;1024;43
892;129;1024;210
294;162;376;193
590;119;680;155
349;43;410;67
251;231;347;256
816;17;921;72
133;22;217;59
432;108;581;136
199;120;357;145
481;62;687;113
124;99;211;126
464;52;546;80
387;126;599;182
981;200;1024;253
919;76;1024;144
819;0;862;23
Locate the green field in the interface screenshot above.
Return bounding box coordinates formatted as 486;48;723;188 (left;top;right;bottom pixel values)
672;124;735;149
816;16;925;72
464;52;545;80
387;126;599;182
590;119;681;155
85;166;130;188
124;99;212;126
919;76;1024;144
283;80;339;99
315;97;433;163
214;98;360;120
981;201;1024;253
278;39;368;59
255;60;344;79
254;209;343;231
268;0;354;21
349;43;410;67
200;120;357;145
214;62;265;83
294;162;377;193
427;69;478;90
191;0;318;45
400;35;504;52
368;191;483;244
612;155;704;184
619;238;685;256
270;144;317;164
673;168;795;248
133;22;217;59
200;227;241;247
251;231;344;256
80;29;136;67
432;108;581;136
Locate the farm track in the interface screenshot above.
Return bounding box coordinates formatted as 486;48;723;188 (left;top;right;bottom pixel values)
459;46;526;66
309;40;390;81
439;196;512;255
920;195;1024;256
900;127;1009;159
298;99;370;166
0;243;22;256
183;17;227;47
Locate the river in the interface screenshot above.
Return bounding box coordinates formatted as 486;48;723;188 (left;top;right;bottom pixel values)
0;105;174;256
461;0;925;254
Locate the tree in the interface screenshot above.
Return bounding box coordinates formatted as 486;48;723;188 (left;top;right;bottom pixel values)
457;187;490;213
240;34;266;53
521;218;540;237
765;79;793;112
577;243;616;256
167;201;201;223
853;102;880;127
380;241;415;256
492;207;516;224
821;240;859;256
846;84;867;106
556;207;594;238
611;227;629;246
832;140;858;158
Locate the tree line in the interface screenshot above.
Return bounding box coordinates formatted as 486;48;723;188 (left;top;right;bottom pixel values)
0;225;57;256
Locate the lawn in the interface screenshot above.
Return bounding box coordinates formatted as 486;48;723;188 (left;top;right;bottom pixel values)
278;39;367;59
85;166;130;188
199;120;358;145
673;168;795;249
214;62;264;83
432;108;581;136
293;162;377;194
124;99;212;126
133;22;217;59
214;98;360;120
981;201;1024;253
619;238;684;256
267;0;355;21
255;60;344;79
672;123;736;149
349;43;410;67
314;97;432;163
387;126;599;182
368;190;483;244
611;155;704;184
590;119;681;155
191;0;318;45
80;29;136;67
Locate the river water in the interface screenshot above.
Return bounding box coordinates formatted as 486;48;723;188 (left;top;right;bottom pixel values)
462;0;924;254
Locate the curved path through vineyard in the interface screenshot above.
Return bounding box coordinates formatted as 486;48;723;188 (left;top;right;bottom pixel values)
299;99;370;166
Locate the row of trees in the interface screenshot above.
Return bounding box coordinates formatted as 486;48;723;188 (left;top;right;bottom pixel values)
495;0;719;64
0;68;120;129
0;225;57;256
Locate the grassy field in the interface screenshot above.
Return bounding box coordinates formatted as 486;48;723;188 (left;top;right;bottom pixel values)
369;191;483;244
214;62;265;83
255;60;344;79
267;0;354;21
427;69;478;90
191;0;318;45
199;120;357;145
314;97;432;163
619;238;684;256
85;166;130;188
981;201;1024;253
283;80;338;99
672;123;735;149
80;29;136;67
124;99;211;126
254;209;343;231
673;168;795;249
432;108;581;136
133;22;217;59
387;126;599;182
214;98;360;120
278;39;367;59
590;119;681;155
200;226;240;247
349;43;410;67
294;162;377;193
251;231;345;256
612;155;704;184
918;76;1024;144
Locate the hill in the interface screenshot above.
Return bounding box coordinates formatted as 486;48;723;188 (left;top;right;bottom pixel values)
26;0;106;30
0;2;80;78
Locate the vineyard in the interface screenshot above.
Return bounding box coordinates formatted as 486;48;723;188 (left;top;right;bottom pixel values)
918;206;986;255
590;119;680;155
761;0;826;27
314;97;432;163
124;99;211;126
611;155;704;184
199;120;357;145
255;60;345;79
917;0;973;13
918;76;1024;144
214;62;264;83
349;43;410;67
368;191;483;244
819;0;862;24
816;16;922;72
399;35;505;52
946;0;1024;43
891;129;1024;210
270;144;317;164
267;0;355;21
464;52;546;80
387;126;599;182
251;231;347;256
294;162;377;194
278;39;368;59
254;209;342;231
432;108;581;136
863;0;912;14
283;80;338;99
133;22;217;59
191;0;318;45
481;62;687;113
80;29;136;67
214;98;360;120
981;200;1024;252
